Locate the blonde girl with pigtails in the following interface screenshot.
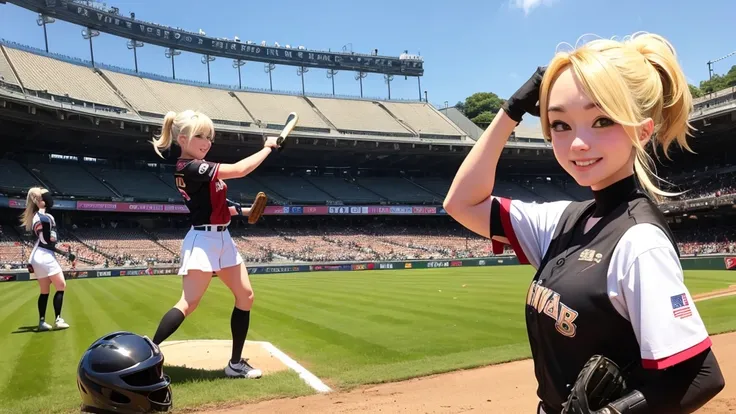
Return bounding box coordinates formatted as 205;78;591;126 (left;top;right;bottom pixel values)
21;187;70;331
444;32;725;413
149;110;280;379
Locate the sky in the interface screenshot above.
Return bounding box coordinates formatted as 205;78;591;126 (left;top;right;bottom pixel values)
1;0;735;116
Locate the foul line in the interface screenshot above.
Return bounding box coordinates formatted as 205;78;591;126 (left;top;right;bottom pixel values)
259;341;333;393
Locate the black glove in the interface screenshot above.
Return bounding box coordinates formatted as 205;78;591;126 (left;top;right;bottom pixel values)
501;66;546;123
562;355;628;414
227;198;243;216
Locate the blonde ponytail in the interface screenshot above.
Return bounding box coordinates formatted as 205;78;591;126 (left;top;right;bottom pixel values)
20;187;44;232
539;31;695;202
151;111;177;159
150;110;215;159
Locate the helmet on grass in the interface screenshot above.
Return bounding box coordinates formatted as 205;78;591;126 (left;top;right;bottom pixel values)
77;331;172;413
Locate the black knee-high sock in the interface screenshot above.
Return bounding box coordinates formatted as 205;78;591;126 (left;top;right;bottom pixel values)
38;293;49;321
53;291;65;319
153;308;186;345
230;307;250;364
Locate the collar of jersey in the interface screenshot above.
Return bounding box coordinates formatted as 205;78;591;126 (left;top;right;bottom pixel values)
591;174;639;218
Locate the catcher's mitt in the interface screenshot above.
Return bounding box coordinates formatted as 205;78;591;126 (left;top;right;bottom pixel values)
561;355;627;414
248;192;268;224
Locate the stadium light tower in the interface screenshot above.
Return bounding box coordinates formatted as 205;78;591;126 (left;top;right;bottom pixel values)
81;28;100;67
126;39;144;73
297;66;309;95
355;71;367;98
36;13;55;53
264;63;276;91
233;59;246;89
165;48;181;80
384;74;394;100
707;51;736;80
202;54;216;84
326;69;338;96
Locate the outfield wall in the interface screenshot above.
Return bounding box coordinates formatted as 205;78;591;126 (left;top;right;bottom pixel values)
1;255;733;283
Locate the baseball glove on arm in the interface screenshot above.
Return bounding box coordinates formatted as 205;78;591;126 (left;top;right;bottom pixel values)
248;192;268;224
562;355;628;414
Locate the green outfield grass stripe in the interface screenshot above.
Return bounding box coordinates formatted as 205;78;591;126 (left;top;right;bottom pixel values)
0;290;40;396
0;284;39;327
260;291;523;345
0;318;55;401
72;279;136;334
264;286;521;327
0;282;27;307
254;305;407;359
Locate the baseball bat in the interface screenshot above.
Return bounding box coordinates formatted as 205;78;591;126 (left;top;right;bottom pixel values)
276;112;299;152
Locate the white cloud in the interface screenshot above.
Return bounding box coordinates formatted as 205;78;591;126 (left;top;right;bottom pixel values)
510;0;557;16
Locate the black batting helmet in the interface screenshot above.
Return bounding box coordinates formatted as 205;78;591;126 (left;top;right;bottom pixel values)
77;331;172;413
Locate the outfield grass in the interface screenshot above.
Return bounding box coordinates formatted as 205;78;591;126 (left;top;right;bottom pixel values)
0;266;734;414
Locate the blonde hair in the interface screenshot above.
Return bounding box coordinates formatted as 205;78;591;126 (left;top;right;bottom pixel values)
539;32;694;202
151;110;215;158
20;187;47;231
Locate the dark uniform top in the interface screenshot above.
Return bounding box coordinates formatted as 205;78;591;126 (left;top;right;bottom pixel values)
490;176;714;413
33;211;58;253
174;158;230;226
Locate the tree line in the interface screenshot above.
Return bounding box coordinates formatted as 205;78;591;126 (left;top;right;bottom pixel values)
456;65;736;128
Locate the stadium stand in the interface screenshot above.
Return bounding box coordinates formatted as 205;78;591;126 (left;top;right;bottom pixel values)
381;101;466;139
308;97;414;137
354;177;442;204
84;165;180;201
3;46;126;109
304;175;384;203
0;159;41;194
254;174;336;204
234;92;331;131
0;46;20;89
28;162;116;198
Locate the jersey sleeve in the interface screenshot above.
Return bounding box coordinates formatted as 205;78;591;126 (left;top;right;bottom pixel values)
180;159;219;182
491;198;571;269
608;223;711;370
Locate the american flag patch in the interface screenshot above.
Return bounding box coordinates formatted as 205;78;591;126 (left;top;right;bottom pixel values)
670;293;692;319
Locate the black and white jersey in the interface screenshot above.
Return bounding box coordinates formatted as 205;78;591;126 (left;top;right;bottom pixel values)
32;211;58;253
492;189;711;412
174;158;230;226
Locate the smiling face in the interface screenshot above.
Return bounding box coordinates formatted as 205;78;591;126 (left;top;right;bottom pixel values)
178;132;213;160
546;67;651;191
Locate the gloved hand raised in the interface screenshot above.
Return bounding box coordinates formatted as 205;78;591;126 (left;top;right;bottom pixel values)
501;66;546;123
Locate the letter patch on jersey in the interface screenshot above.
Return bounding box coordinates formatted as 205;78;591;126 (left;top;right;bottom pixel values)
198;163;209;175
670;293;692;319
578;249;602;263
527;281;579;337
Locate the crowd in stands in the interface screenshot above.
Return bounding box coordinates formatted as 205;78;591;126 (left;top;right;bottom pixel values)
1;220;734;271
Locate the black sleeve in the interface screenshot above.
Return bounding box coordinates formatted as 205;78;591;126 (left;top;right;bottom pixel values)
490;197;506;238
610;347;725;413
41;220;52;244
180;159;219;182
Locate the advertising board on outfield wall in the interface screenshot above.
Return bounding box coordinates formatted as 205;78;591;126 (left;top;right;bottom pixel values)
1;256;734;282
0;196;447;216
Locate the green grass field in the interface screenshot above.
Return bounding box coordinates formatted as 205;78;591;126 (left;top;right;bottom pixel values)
0;266;734;414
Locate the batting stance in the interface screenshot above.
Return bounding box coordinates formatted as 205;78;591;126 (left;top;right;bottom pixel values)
150;110;278;379
21;187;71;331
444;33;725;413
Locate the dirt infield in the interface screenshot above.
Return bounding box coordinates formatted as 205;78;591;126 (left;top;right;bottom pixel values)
694;285;736;302
201;332;736;413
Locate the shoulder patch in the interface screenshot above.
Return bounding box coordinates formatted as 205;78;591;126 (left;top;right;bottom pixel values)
198;163;209;175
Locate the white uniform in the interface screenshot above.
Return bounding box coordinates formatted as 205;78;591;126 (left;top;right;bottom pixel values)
177;226;243;275
499;198;711;370
29;211;62;279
